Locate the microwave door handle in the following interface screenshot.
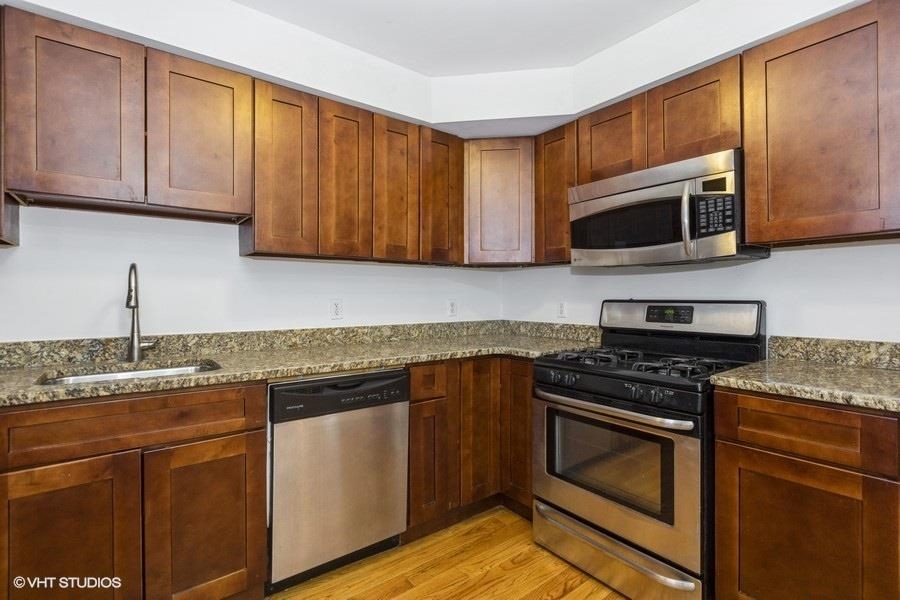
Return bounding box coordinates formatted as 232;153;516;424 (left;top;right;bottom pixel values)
680;181;695;258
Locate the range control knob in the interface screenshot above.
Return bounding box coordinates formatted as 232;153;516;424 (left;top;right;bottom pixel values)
648;388;662;404
631;385;645;400
563;373;581;386
549;370;562;384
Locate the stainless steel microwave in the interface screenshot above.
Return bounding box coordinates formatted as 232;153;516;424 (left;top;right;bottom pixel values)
568;149;769;267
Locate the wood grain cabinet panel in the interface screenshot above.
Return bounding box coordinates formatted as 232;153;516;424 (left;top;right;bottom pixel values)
459;358;501;505
500;358;533;508
420;128;464;264
743;0;900;243
374;115;420;261
143;431;266;600
2;7;145;204
716;440;899;599
646;55;741;166
408;398;450;527
534;123;576;263
577;95;647;184
0;197;18;247
318;98;374;258
146;49;252;216
0;451;143;599
465;138;534;264
240;81;318;256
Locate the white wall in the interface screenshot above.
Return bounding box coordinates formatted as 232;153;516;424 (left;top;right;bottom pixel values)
0;208;503;342
500;240;900;342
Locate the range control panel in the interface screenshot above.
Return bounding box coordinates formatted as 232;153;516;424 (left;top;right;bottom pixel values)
696;195;735;235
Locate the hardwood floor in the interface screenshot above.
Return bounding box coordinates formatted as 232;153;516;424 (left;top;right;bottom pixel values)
271;507;625;599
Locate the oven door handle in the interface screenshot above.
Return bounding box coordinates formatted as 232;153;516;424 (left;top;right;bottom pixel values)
535;502;697;593
681;181;695;258
534;389;695;432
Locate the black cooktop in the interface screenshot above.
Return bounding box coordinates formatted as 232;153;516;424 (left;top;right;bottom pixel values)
537;346;744;385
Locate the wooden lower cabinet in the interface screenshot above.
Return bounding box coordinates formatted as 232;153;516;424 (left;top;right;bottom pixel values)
0;451;143;599
459;358;501;505
500;358;533;507
144;431;266;600
715;389;900;599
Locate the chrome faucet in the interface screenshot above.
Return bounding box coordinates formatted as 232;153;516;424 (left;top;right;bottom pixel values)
125;263;157;362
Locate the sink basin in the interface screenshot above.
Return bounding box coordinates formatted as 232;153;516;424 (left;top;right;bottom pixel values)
37;359;221;386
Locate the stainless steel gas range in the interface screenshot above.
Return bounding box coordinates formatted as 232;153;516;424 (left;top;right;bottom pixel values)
532;300;766;600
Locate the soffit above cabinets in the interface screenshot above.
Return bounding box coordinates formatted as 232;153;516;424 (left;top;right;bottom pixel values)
232;0;700;76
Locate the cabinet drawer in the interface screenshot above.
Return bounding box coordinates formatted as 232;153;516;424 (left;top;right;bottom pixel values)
715;390;899;479
0;383;266;470
410;363;449;402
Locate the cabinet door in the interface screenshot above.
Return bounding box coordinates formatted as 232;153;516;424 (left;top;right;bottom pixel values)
240;81;318;256
3;7;145;203
716;441;899;600
420;128;464;264
577;95;647;184
646;55;741;167
500;358;533;507
408;398;450;527
144;431;266;600
0;196;18;246
0;451;142;599
374;115;420;261
465;138;534;264
146;49;252;215
460;358;501;505
744;1;900;243
534;122;576;263
318;98;374;258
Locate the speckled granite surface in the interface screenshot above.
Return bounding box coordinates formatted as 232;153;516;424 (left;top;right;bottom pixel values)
0;334;593;408
0;320;602;369
768;336;900;370
711;359;900;413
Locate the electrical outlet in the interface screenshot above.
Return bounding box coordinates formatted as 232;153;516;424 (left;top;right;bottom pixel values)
329;298;344;320
447;299;458;318
556;301;568;319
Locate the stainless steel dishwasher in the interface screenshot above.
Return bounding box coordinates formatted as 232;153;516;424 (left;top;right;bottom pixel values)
268;369;409;592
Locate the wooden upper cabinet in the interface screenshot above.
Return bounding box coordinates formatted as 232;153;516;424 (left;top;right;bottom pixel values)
534;123;576;263
318;98;374;258
743;0;900;243
465;137;534;264
0;451;143;599
144;431;266;600
577;95;647;184
240;81;318;257
146;49;252;216
2;7;145;204
420;127;464;264
374;115;420;261
646;55;741;167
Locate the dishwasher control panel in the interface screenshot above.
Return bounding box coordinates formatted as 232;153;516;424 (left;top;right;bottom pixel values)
269;370;409;422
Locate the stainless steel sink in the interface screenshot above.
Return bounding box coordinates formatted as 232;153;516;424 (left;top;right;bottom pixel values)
37;360;221;386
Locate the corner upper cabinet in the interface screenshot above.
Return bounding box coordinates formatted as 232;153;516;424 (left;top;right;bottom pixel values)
465;137;534;264
2;7;145;205
420;128;464;264
646;55;741;167
240;81;318;257
743;0;900;243
534;123;576;263
318;98;374;258
577;95;647;184
374;115;420;261
146;49;253;216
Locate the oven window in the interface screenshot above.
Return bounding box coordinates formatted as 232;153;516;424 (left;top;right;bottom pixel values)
570;197;686;249
547;408;675;524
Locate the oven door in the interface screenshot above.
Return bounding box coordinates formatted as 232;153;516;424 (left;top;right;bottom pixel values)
533;388;701;574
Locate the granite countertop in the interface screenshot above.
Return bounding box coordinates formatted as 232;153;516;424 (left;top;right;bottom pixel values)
711;359;900;413
0;334;589;408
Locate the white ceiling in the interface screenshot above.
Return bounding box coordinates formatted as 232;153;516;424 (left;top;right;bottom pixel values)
233;0;701;76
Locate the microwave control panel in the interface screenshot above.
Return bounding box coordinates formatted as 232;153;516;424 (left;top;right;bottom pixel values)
696;195;735;236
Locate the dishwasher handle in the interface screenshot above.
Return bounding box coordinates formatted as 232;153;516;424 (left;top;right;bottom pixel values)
270;370;409;422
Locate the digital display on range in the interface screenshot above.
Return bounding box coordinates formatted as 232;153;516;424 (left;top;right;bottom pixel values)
646;305;694;324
